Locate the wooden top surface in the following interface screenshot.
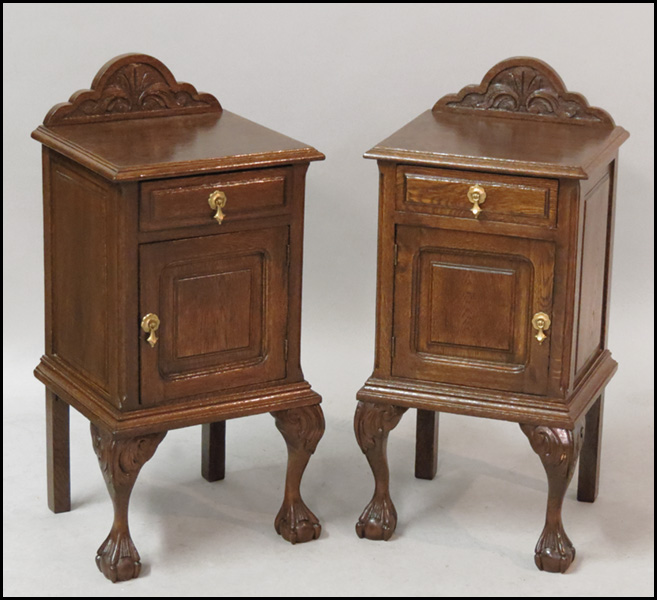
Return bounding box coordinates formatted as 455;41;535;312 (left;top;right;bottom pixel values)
33;110;324;181
366;57;628;179
31;53;323;180
365;110;628;179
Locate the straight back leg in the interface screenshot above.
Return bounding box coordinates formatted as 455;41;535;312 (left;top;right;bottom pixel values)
415;409;439;480
201;421;226;482
577;394;604;502
46;390;70;513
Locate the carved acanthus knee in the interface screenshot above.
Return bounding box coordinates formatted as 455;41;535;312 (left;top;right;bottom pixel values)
354;401;407;455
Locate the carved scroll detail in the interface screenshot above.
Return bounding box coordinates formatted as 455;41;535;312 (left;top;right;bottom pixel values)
521;425;583;479
272;404;324;455
355;401;407;452
91;425;166;486
434;57;614;126
44;53;221;126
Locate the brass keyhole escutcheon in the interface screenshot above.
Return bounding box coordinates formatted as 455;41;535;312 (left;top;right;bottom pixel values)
532;312;551;344
467;184;486;218
208;190;227;224
141;313;160;348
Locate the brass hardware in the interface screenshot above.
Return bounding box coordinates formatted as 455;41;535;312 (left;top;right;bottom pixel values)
532;312;551;344
467;184;487;217
208;190;227;224
141;313;160;348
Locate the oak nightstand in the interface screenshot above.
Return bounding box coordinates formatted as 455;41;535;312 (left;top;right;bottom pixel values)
33;53;325;581
354;57;628;573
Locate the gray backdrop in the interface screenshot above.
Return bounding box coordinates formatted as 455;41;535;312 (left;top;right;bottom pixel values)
3;4;654;596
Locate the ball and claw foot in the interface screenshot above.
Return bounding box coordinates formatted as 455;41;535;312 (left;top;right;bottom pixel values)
90;424;166;582
271;405;325;545
534;523;576;573
353;402;407;541
520;422;583;574
275;499;322;544
95;528;141;583
355;494;398;541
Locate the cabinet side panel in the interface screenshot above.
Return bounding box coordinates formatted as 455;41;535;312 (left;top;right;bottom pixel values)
574;165;612;379
50;156;111;395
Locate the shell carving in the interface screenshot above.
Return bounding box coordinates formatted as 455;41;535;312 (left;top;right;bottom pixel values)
433;57;614;126
44;53;221;126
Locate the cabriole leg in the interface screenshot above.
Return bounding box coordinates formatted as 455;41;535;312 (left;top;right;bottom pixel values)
271;404;325;544
354;401;408;541
90;423;166;582
520;422;584;573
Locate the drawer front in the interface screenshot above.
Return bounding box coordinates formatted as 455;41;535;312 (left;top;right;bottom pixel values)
139;226;289;406
397;167;558;227
392;225;555;395
140;168;289;232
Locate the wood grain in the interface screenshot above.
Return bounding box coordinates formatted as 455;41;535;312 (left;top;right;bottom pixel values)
365;110;628;180
33;111;324;182
392;224;554;394
139;226;288;406
574;171;612;377
399;166;557;227
51;158;111;393
140;167;289;232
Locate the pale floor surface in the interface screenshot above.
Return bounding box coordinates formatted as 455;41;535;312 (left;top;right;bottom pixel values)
3;321;654;597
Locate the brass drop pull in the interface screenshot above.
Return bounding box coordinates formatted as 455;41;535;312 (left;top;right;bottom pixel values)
141;313;160;347
532;312;551;344
467;184;486;217
208;190;227;224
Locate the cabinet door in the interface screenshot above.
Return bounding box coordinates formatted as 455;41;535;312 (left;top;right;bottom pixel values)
139;226;288;406
392;225;555;395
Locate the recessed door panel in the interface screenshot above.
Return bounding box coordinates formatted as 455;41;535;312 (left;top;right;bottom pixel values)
392;225;555;394
174;268;254;359
140;226;288;406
